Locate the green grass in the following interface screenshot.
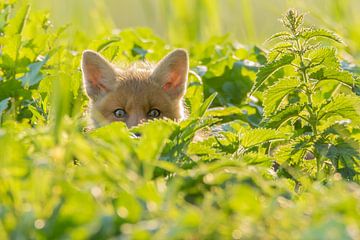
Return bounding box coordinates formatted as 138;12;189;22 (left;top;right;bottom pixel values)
1;1;360;239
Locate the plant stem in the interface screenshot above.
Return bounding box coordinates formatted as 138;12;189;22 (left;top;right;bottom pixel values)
295;39;318;136
295;37;320;178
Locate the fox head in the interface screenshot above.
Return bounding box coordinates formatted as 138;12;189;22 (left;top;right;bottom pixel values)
81;49;189;128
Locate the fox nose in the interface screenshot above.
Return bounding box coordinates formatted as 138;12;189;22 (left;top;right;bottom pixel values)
126;116;146;128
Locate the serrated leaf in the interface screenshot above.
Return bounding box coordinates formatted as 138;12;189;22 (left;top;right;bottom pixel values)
282;9;304;33
179;116;220;142
266;31;292;42
264;104;306;128
251;54;295;94
161;116;220;163
294;14;304;30
274;135;311;165
300;28;344;44
267;51;282;64
240;128;286;149
325;138;360;180
310;68;354;87
263;77;301;116
322;123;352;139
306;47;339;69
318;94;360;125
267;42;293;62
132;119;178;179
188;138;218;155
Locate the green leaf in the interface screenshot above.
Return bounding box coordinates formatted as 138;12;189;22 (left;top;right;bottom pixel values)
132;119;178;162
325;138;360;180
264;104;306;129
300;28;344;44
240;128;286;149
241;152;273;167
282;9;305;32
274;135;311;165
185;72;204;117
263;77;301;116
318;94;360;125
266;31;292;42
187;137;225;161
310;68;354;87
322;123;352;139
20;54;51;88
5;3;30;35
205;106;243;117
267;42;293;62
202;59;254;107
161;116;220;164
179;116;220;143
306;47;339;69
197;92;217;118
251;54;295;94
90;121;132;143
97;37;121;52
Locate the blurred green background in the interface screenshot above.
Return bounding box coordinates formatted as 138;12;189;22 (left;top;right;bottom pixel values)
30;0;360;61
1;2;360;238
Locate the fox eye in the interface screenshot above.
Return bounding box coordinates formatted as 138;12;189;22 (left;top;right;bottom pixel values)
148;108;161;118
114;108;126;118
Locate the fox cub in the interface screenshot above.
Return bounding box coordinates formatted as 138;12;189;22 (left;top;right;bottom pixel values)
81;49;189;128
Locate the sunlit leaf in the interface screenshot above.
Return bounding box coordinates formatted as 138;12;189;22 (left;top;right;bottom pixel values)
197;92;217;118
266;31;292;42
132;119;178;163
264;104;306;129
263;77;301;116
306;47;339;69
251;54;295;94
318;94;360;125
301;28;344;44
310;68;354;87
240;128;287;149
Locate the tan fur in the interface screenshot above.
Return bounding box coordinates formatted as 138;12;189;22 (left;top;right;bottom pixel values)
81;49;188;128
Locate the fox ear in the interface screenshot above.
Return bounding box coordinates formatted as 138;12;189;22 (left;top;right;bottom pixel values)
151;49;189;99
81;50;117;100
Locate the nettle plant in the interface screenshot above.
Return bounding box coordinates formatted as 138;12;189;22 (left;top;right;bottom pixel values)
251;10;360;181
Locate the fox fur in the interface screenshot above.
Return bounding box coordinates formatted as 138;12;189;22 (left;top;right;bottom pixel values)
81;49;189;128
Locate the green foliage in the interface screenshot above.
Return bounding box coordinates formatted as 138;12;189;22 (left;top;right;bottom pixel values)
251;54;295;94
256;9;360;181
300;28;344;43
263;77;301;115
1;4;360;239
240;128;286;149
